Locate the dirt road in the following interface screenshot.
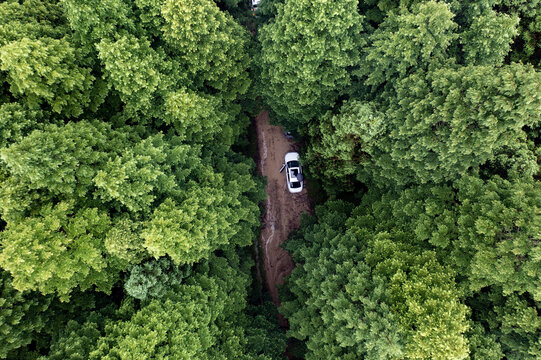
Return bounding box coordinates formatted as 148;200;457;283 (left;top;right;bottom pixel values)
255;111;312;323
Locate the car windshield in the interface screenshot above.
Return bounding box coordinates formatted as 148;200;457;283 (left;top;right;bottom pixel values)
291;181;301;188
287;161;299;168
287;161;300;168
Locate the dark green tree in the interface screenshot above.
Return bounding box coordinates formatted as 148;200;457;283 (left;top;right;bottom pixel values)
0;271;52;358
0;0;274;358
258;0;365;129
96;34;165;120
460;9;519;66
244;302;287;360
124;257;191;301
453;175;541;300
358;1;458;88
163;90;243;145
0;0;69;47
161;0;251;99
45;314;104;360
90;254;255;359
0;102;49;149
359;64;541;186
306;100;385;193
496;0;541;66
493;293;541;359
0;121;263;298
281;201;469;359
358;176;541;358
142;153;263;265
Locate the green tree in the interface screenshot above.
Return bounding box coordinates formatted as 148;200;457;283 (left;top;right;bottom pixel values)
142;157;262;265
358;176;541;358
281;201;469;359
460;10;519;66
306;100;385;193
96;35;165;120
0;121;263;298
244;302;287;360
161;0;251;99
453;175;541;300
258;0;365;129
0;202;116;300
124;257;191;301
0;0;69;47
164;89;241;145
103;216;145;266
60;0;139;47
359;63;541;186
0;121;111;222
496;0;541;66
38;292;131;360
92;134;195;214
358;1;458;88
0;271;52;358
466;323;504;360
364;175;541;302
45;315;104;360
0;102;49;149
0;0;275;358
90;255;251;359
0;37;94;117
368;235;469;359
493;293;541;359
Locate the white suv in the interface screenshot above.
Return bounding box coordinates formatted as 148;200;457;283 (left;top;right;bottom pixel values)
285;152;303;193
252;0;260;11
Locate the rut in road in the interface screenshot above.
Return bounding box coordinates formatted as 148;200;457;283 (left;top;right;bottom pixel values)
255;111;312;326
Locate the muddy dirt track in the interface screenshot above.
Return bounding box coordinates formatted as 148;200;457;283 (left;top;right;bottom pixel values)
255;111;312;324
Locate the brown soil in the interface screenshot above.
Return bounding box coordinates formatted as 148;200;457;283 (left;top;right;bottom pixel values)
254;111;312;327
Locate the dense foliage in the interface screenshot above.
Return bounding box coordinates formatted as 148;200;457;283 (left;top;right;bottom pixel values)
2;0;540;358
0;0;282;359
258;0;541;359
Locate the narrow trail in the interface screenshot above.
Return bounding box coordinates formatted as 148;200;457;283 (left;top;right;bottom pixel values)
255;111;312;327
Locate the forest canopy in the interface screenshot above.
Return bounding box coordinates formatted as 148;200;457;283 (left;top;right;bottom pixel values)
258;0;541;359
0;0;284;359
1;0;540;359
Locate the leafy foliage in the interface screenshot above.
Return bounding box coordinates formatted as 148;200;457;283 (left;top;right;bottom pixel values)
96;35;164;119
164;90;239;144
258;0;365;128
0;202;113;300
0;271;51;358
0;120;262;299
124;257;191;301
1;0;540;358
358;1;458;88
161;0;251;99
91;254;276;360
461;10;519;65
306;100;384;193
355;64;541;186
497;0;541;66
0;0;69;47
281;201;469;359
0;0;276;358
0;102;49;149
0;37;94;117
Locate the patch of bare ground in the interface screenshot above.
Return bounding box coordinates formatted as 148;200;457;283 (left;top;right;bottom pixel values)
254;111;312;328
